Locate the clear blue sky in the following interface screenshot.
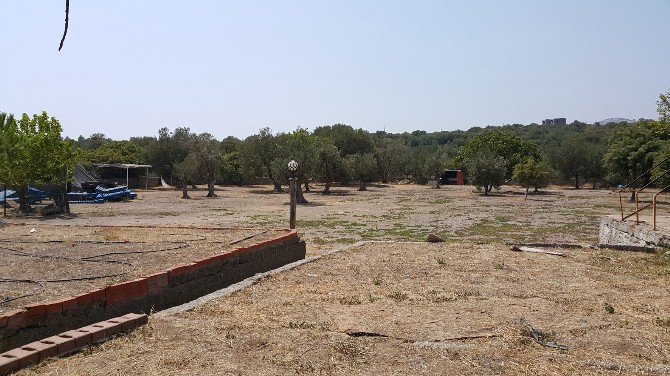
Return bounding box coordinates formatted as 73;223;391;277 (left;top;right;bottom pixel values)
1;1;669;140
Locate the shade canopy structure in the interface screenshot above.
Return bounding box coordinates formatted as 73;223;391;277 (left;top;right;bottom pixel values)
92;163;152;189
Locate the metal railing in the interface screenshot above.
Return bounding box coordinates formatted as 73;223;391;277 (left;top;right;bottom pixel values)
618;155;670;231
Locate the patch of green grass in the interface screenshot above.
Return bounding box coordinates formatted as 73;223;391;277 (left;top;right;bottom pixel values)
248;214;278;226
352;214;374;218
428;198;453;205
388;291;409;302
287;321;316;329
312;237;358;245
297;219;366;229
372;274;383;286
655;317;670;327
429;289;481;303
211;208;235;214
357;227;424;241
334;237;358;244
459;218;517;239
437;257;446;265
339;296;362;305
312;237;328;245
604;302;615;314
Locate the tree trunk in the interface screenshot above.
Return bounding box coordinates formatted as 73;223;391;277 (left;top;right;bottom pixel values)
18;186;31;213
483;185;489;195
296;180;309;204
272;181;283;193
574;172;580;189
323;180;331;194
524;186;529;200
381;171;389;184
64;183;70;214
592;177;597;189
358;179;367;191
304;181;310;192
206;181;217;197
267;165;283;193
181;182;190;199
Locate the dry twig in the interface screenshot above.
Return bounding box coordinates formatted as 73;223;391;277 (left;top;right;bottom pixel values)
58;0;70;51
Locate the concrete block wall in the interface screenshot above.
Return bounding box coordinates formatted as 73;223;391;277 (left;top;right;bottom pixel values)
599;217;670;250
0;230;305;352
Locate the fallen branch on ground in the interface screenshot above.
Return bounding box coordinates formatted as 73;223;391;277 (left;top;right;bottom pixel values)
344;330;499;343
511;245;566;257
522;322;569;351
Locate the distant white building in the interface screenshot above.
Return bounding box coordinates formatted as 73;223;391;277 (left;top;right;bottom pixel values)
542;118;566;125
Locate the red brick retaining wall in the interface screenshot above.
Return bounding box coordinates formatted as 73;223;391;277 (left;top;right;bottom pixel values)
0;230;305;351
0;313;148;375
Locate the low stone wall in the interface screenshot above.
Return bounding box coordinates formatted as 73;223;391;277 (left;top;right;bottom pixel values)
0;230;305;351
599;217;670;251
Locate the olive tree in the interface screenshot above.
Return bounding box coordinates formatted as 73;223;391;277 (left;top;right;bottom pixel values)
464;150;506;195
345;153;378;191
0;112;77;212
512;157;551;199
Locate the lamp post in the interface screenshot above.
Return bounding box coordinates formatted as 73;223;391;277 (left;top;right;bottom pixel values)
288;160;298;229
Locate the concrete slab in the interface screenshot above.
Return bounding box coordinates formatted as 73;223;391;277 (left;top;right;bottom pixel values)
599;215;670;251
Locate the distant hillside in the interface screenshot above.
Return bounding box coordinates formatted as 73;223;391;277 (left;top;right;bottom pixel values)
596;118;634;125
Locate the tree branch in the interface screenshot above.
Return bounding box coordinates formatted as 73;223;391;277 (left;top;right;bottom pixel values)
58;0;69;51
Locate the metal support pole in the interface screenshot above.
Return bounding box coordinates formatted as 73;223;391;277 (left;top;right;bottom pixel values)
146;166;149;190
126;167;129;187
653;194;657;231
3;184;6;218
289;178;297;229
64;167;70;214
635;191;639;224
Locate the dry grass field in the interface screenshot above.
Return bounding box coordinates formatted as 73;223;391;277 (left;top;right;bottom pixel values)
3;183;669;375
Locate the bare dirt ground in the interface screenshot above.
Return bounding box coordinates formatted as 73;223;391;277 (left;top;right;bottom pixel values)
3;184;670;375
6;183;625;252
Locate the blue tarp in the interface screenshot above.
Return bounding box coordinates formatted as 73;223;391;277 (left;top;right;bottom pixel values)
94;185;137;201
0;189;17;203
1;187;49;204
28;187;51;201
1;185;137;205
67;192;105;204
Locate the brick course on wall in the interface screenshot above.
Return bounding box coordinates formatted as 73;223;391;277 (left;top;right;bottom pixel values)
0;229;305;352
0;313;148;376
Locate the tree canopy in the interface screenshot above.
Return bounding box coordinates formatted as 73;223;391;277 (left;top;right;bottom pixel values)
0;111;77;211
455;129;539;177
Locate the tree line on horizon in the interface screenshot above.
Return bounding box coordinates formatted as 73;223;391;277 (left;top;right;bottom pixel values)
1;91;670;209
